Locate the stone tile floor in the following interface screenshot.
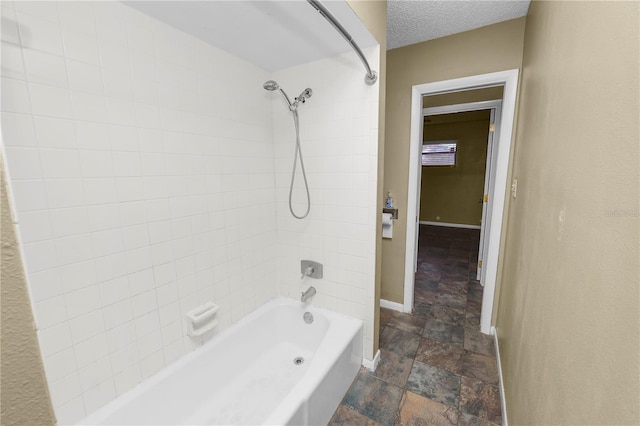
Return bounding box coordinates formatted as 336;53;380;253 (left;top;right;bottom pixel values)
329;225;502;426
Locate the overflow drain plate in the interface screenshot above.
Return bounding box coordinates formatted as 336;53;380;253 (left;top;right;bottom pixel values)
293;357;305;365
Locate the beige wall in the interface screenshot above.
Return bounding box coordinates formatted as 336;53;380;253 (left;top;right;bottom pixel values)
496;1;639;424
423;86;504;108
346;0;387;354
383;18;526;303
421;111;490;226
1;161;56;425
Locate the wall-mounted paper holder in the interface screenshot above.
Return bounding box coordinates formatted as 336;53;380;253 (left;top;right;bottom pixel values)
186;302;219;338
382;208;398;219
382;210;395;239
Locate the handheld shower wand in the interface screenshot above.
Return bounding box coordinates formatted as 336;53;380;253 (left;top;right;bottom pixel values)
264;80;313;219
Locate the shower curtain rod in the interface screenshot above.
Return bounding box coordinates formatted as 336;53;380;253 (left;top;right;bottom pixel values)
306;0;378;85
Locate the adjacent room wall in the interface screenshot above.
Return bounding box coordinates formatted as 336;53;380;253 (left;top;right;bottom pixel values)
383;18;526;303
496;1;639;424
1;162;55;426
421;110;490;226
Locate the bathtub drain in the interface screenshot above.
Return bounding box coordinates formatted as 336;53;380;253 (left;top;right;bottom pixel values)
303;312;313;324
293;357;304;365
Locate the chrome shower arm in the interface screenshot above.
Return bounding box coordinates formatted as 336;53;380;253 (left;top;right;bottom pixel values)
306;0;378;86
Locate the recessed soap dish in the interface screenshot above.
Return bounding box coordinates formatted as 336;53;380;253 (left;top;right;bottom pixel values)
185;302;219;338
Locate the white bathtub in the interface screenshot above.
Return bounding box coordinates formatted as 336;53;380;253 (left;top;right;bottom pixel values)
78;297;363;426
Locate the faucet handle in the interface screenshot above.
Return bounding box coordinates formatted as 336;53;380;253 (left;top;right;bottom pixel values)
301;266;314;279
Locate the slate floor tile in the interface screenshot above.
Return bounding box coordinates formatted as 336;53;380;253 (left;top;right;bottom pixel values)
425;270;443;281
435;291;467;309
465;310;481;329
458;412;500;425
406;361;460;408
437;280;468;295
423;318;464;346
415;338;465;375
372;349;414;388
414;287;438;304
413;302;432;318
462;352;499;385
395;391;460;426
463;328;496;357
329;404;383;426
417;262;436;272
459;376;502;424
387;312;426;336
415;278;439;291
466;299;482;315
467;286;483;303
429;303;465;327
443;262;468;273
380;326;421;358
342;372;404;426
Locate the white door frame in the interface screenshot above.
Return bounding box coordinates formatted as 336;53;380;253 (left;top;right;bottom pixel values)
404;69;519;334
421;100;502;285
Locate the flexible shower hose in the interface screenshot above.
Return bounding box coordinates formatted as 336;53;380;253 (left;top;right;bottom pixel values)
289;110;311;219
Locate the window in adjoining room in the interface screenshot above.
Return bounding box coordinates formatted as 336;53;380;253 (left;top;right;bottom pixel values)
422;141;458;166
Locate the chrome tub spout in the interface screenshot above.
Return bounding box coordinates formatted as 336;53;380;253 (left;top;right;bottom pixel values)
301;286;316;303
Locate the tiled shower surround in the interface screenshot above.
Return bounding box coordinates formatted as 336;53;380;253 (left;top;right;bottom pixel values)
0;1;379;423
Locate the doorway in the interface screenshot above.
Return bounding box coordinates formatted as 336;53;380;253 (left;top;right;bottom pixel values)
422;100;502;286
404;70;519;334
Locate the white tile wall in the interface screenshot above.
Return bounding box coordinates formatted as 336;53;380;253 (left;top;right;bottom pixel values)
1;0;379;423
1;2;277;423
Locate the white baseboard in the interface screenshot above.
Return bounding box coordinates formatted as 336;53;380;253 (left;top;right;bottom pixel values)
362;349;381;372
420;221;481;230
491;326;508;426
380;299;404;312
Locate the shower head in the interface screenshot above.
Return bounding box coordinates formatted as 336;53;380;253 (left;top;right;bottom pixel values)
263;80;280;91
264;80;294;110
264;80;312;112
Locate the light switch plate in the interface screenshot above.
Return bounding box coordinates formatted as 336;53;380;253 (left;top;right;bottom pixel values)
511;179;518;199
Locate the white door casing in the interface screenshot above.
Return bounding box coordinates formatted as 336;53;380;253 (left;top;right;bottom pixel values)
405;69;519;334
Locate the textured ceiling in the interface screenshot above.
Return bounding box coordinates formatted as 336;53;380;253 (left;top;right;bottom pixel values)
125;0;377;72
388;0;531;50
